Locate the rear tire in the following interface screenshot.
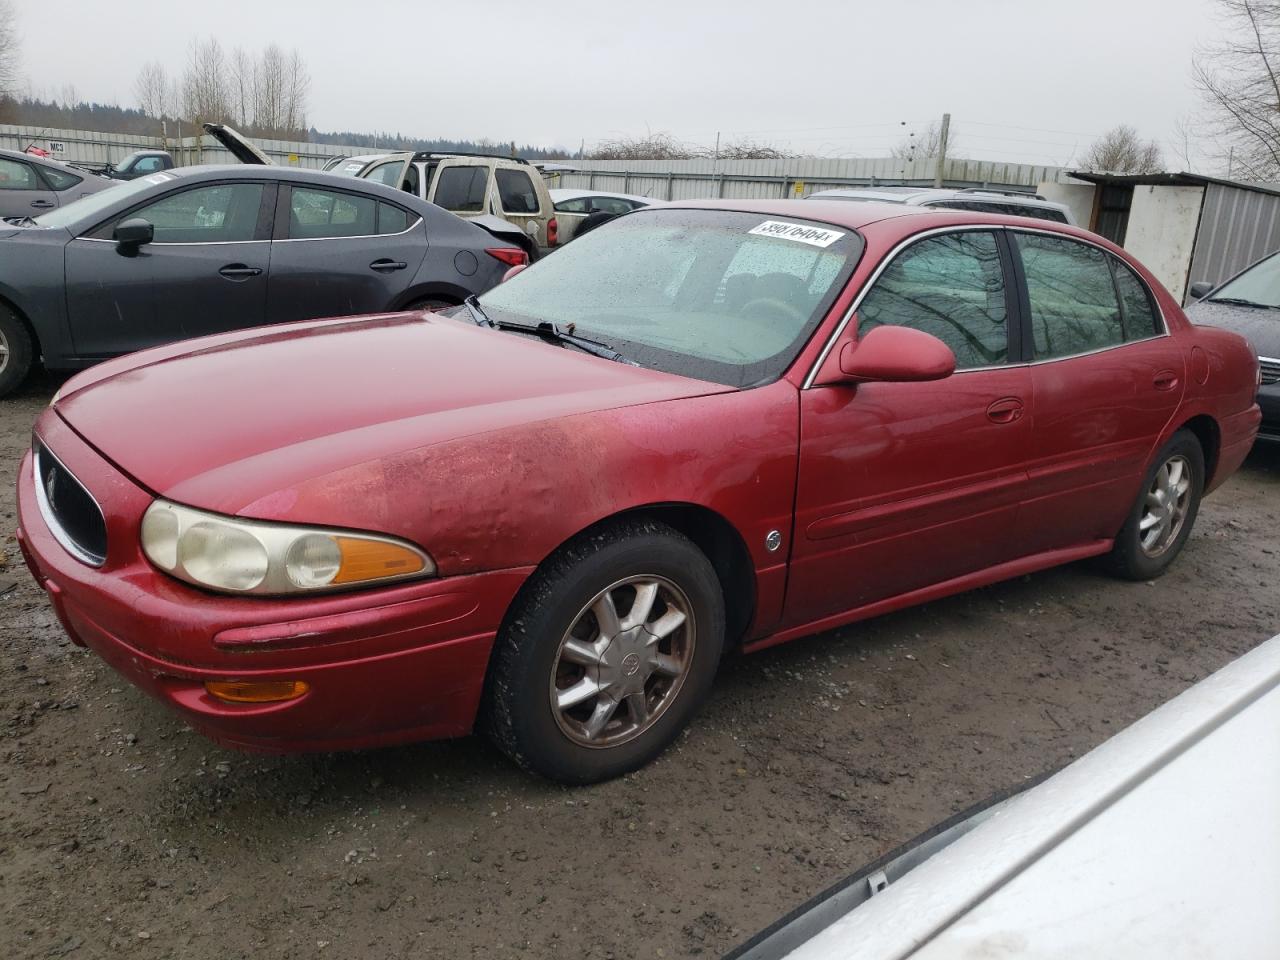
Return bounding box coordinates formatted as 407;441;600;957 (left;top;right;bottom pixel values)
1105;430;1204;581
0;305;33;399
484;519;725;784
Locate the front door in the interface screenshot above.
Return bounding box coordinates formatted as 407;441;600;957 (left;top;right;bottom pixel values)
66;180;273;357
265;184;425;324
1010;230;1186;554
785;229;1033;627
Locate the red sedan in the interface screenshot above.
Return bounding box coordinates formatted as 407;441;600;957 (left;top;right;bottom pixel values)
16;201;1261;783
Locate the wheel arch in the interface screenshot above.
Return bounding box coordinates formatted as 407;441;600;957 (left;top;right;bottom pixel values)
0;290;42;359
1173;413;1220;486
497;501;759;653
388;281;470;312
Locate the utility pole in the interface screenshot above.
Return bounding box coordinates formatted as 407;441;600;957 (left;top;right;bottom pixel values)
934;112;951;187
714;131;720;165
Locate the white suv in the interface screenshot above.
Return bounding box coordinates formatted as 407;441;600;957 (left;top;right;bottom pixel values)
806;186;1075;225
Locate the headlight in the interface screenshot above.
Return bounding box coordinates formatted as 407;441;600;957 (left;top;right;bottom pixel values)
140;500;434;596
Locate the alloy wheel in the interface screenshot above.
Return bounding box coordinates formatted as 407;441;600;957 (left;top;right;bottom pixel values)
1139;454;1192;558
0;326;8;375
549;575;695;748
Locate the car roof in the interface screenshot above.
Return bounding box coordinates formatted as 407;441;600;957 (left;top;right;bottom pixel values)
810;186;1059;207
660;197;952;230
549;188;656;204
0;146;84;171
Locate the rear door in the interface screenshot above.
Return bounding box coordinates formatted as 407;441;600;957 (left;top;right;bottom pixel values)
65;180;274;356
785;228;1034;626
265;183;426;323
1011;229;1185;554
0;155;56;218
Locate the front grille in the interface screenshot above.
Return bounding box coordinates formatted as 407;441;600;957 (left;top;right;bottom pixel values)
33;440;107;566
1261;356;1280;386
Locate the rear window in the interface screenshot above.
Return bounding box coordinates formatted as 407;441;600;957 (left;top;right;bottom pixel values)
496;168;540;214
434;166;487;212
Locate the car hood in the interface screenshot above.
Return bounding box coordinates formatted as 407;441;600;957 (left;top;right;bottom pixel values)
54;313;731;515
1185;299;1280;355
202;122;273;165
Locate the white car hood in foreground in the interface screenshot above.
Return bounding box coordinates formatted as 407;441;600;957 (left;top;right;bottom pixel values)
780;633;1280;960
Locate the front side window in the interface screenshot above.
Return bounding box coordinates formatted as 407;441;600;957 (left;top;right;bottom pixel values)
132;183;264;243
434;166;487;212
39;166;83;191
589;197;633;215
365;161;404;188
858;231;1009;369
496;168;539;214
1016;233;1124;359
289;187;376;239
0;157;37;190
134;157;164;174
478;209;863;387
555;197;589;214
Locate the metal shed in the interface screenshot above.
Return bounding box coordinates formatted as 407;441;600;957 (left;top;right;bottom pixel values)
1062;171;1280;304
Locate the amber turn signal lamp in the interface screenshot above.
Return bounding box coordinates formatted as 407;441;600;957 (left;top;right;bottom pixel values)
205;680;310;704
332;536;427;585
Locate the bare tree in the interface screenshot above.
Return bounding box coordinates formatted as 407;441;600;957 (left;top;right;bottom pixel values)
229;47;254;127
181;37;232;124
134;61;173;119
716;138;797;160
892;121;956;160
1082;124;1163;173
590;131;793;160
283;49;310;134
1193;0;1280;177
0;0;18;99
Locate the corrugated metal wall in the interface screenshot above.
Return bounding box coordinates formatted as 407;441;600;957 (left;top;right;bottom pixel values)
546;156;1061;199
1189;182;1280;288
0;124;357;169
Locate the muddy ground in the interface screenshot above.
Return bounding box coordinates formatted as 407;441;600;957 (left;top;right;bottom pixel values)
0;369;1276;959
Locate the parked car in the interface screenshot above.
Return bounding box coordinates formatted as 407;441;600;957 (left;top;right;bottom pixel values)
726;631;1280;960
0;147;117;220
807;186;1076;224
550;188;658;242
1186;251;1280;443
0;165;525;396
202;123;559;260
102;150;176;180
16;201;1260;784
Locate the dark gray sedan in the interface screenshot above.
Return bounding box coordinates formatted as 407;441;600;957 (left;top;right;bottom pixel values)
1187;254;1280;442
0;147;117;219
0;165;525;396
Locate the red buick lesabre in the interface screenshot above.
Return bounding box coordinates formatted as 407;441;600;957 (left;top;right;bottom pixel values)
17;200;1261;783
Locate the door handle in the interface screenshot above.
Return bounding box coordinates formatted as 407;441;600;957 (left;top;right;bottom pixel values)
1153;370;1180;391
370;259;408;272
986;397;1025;424
218;264;263;280
30;199;55;208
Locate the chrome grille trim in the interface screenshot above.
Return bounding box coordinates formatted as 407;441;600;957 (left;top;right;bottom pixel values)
32;441;107;567
1260;356;1280;385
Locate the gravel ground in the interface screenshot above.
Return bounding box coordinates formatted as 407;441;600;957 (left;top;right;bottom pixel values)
1;370;1277;959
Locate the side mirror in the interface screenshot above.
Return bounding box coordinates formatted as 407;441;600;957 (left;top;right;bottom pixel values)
114;218;154;249
838;325;956;383
1188;281;1214;301
501;263;528;283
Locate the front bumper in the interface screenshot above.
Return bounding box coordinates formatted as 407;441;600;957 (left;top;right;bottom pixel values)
1258;384;1279;441
17;412;532;752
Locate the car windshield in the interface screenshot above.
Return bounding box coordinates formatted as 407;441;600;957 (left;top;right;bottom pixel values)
33;174;170;229
1211;253;1280;308
477;208;862;387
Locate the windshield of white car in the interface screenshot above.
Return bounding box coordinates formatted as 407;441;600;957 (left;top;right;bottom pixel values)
476;209;863;387
1210;253;1280;309
34;175;170;229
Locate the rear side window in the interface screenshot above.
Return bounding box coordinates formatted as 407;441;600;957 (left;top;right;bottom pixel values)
134;183;264;243
0;157;37;190
378;202;410;234
1111;258;1161;339
289;187;376;239
858;231;1009;370
40;166;83;191
434;166;487;212
555;197;588;213
1016;233;1123;359
589;197;633;215
496;168;539;214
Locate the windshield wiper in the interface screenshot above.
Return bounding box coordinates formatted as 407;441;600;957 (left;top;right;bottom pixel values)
496;319;634;364
1207;296;1278;310
464;295;494;327
3;216;35;226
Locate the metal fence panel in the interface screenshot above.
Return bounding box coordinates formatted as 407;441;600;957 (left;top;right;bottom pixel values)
1190;183;1280;287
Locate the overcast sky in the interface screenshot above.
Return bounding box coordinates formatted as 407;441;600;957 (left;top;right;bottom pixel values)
13;0;1226;167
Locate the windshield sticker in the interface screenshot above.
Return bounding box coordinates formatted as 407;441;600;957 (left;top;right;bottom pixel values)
145;173;175;185
748;220;845;247
342;162;363;174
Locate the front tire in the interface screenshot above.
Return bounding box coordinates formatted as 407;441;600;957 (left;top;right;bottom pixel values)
1105;430;1205;580
0;305;34;399
484;519;725;784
